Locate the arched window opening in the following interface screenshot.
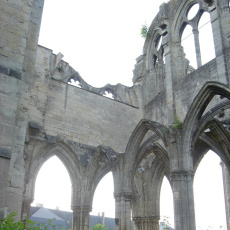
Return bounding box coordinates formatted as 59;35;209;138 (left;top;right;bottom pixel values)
68;78;82;88
32;156;72;212
194;151;226;230
181;25;197;69
91;172;115;218
103;91;114;99
160;176;174;229
198;12;215;65
187;3;200;21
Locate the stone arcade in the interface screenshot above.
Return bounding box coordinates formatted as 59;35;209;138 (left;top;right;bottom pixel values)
0;0;230;229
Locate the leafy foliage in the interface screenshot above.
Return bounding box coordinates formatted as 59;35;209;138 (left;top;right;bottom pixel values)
173;115;183;129
0;212;67;230
140;23;149;39
90;223;109;230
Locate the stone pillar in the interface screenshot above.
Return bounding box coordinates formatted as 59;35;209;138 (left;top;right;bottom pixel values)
171;171;196;230
124;193;132;230
220;162;230;229
72;205;81;230
83;205;91;230
71;204;91;230
21;196;33;220
152;216;160;230
133;217;142;230
132;216;159;230
192;28;202;68
209;5;228;84
114;193;121;230
163;42;175;124
114;192;132;230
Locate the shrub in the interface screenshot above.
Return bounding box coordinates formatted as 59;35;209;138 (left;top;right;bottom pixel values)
0;212;67;230
90;223;109;230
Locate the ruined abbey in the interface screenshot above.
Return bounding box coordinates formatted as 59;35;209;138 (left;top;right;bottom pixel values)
0;0;230;229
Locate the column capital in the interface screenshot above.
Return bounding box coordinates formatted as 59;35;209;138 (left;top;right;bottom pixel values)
71;204;92;213
124;192;133;201
114;191;133;201
71;204;82;212
114;192;123;202
171;170;194;181
132;216;142;225
22;196;34;205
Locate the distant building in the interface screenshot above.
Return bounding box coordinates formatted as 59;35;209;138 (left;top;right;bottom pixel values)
30;207;117;230
30;207;174;230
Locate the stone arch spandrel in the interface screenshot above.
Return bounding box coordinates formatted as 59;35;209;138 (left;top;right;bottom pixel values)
24;142;81;205
132;141;170;179
193;99;230;153
197;134;230;172
123;119;170;191
183;82;230;165
76;145;119;209
125;119;169;159
194;119;230;170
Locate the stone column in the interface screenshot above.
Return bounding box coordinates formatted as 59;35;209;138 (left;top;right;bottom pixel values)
192;28;202;68
133;217;142;230
83;205;91;230
114;193;122;230
133;216;159;230
163;42;175;124
220;162;230;229
209;5;228;84
152;216;160;230
71;205;81;230
21;196;33;220
171;171;196;230
124;193;132;230
114;192;132;230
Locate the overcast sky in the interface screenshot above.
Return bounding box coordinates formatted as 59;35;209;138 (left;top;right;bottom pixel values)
34;1;226;229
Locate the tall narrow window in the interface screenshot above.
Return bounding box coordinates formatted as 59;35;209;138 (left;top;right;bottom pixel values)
181;25;197;69
199;12;215;65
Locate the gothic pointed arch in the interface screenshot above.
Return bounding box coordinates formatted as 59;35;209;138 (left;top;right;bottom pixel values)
183;82;230;158
123;119;170;192
194;118;230;171
24;141;81;205
84;146;118;209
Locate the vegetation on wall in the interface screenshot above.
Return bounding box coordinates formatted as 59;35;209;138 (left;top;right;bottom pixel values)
140;23;149;39
173;115;183;129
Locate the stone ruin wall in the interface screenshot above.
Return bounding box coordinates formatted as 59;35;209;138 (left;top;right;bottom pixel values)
0;0;230;229
30;45;141;153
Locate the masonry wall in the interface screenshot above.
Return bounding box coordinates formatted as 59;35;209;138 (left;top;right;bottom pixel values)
45;82;140;152
26;46;141;153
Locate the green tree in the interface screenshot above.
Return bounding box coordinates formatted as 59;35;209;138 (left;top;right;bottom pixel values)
90;223;109;230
